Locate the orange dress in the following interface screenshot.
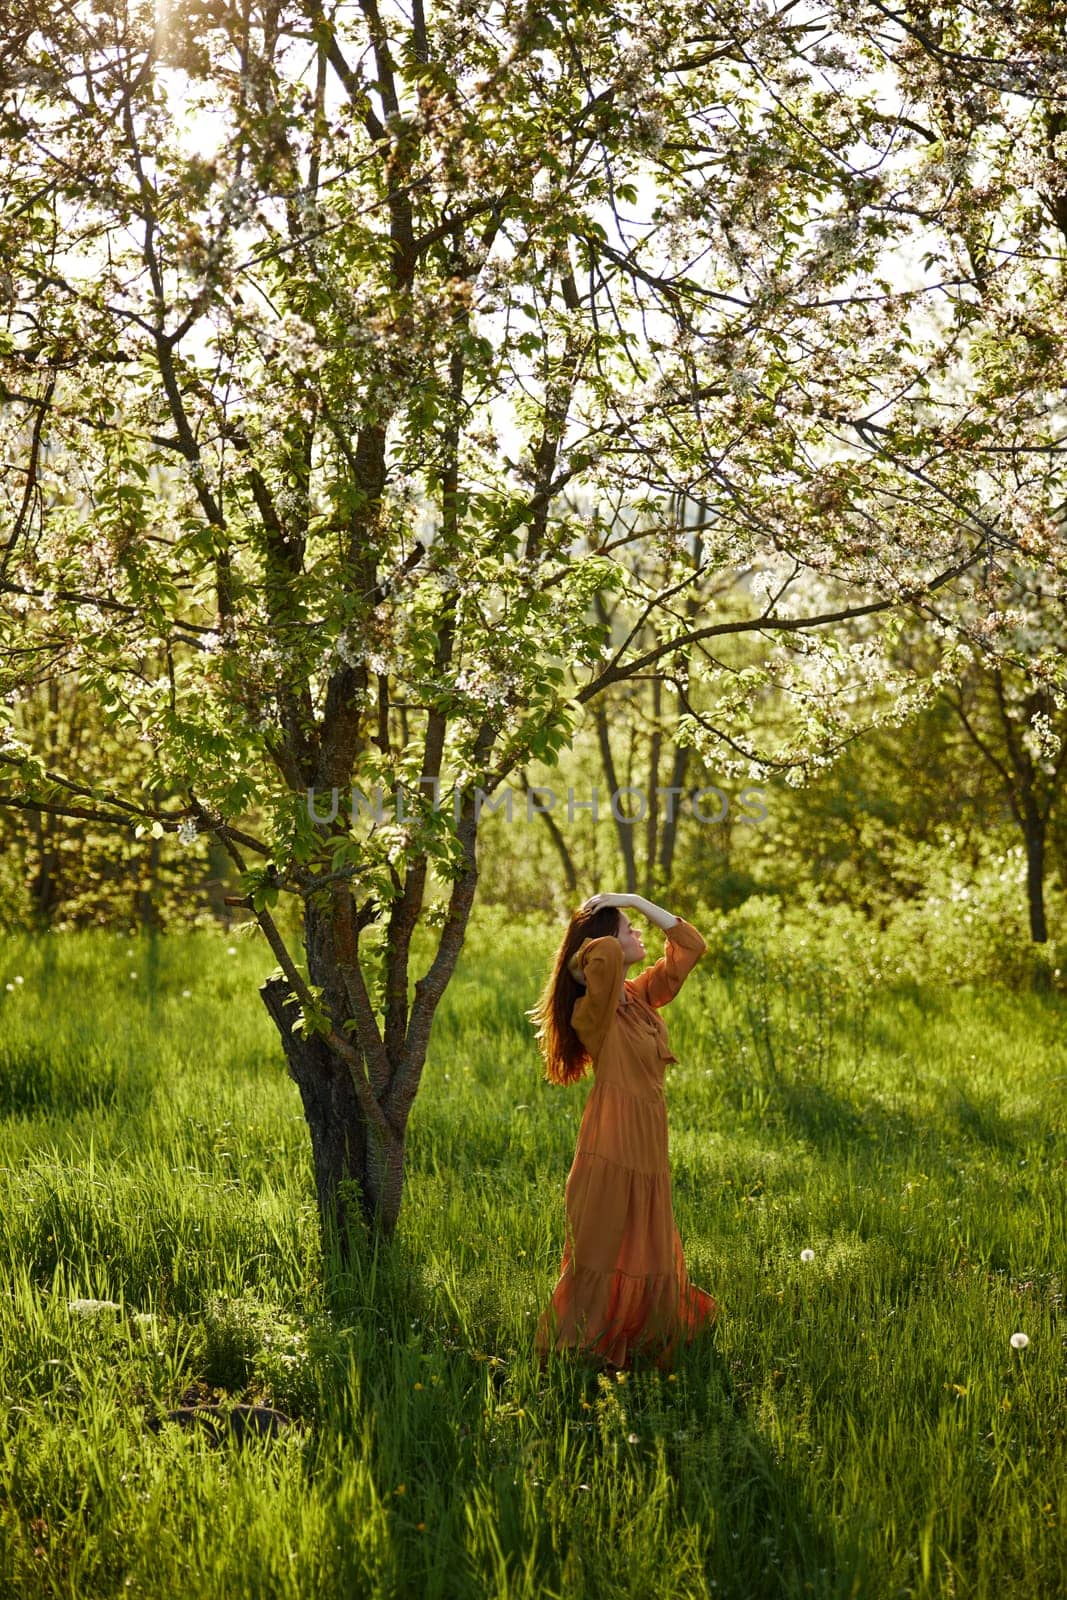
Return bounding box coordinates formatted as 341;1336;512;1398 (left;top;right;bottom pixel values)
535;917;718;1372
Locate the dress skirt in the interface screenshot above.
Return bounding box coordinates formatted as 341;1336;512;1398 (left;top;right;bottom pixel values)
534;1085;718;1372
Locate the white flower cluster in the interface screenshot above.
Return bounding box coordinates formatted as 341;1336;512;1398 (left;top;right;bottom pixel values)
634;107;667;155
616;38;653;81
749;561;792;608
454;663;521;708
614;38;655;115
177;819;199;845
274;485;305;523
727;367;759;396
82;535;118;581
814;216;858;266
974;607;1027;637
334;630;361;668
253;311;327;374
1022;710;1061;765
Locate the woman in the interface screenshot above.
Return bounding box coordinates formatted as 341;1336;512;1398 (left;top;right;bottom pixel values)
527;890;718;1373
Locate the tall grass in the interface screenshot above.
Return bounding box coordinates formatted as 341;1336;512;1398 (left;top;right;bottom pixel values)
0;914;1063;1599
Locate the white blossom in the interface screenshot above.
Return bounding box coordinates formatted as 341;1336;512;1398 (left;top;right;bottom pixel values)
635;109;667;154
728;367;759;396
334;631;361;667
1023;711;1061;765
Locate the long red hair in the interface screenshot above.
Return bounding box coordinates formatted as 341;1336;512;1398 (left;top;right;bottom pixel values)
526;904;624;1086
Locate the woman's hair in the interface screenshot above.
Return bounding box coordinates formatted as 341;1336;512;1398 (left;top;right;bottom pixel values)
525;904;623;1086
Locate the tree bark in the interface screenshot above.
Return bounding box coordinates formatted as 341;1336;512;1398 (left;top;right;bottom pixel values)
29;808;62;931
260;971;390;1267
658;742;691;885
644;667;663;900
593;695;636;893
518;768;579;895
1022;798;1048;944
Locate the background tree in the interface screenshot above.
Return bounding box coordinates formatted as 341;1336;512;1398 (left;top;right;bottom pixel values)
939;585;1067;944
0;667;227;933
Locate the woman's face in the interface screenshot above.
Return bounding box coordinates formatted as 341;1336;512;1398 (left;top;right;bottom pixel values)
615;911;646;967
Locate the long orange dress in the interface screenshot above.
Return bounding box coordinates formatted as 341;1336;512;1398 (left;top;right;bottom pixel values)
535;917;718;1373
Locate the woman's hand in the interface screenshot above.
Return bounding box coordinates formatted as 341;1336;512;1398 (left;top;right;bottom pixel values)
580;892;633;914
585;891;679;933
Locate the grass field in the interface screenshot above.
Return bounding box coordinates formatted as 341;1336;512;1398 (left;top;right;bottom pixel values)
0;917;1064;1599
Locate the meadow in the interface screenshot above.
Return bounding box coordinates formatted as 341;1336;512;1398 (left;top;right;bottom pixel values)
0;908;1063;1599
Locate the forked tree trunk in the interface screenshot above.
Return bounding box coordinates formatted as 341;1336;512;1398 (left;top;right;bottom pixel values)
260;972;405;1263
256;791;485;1268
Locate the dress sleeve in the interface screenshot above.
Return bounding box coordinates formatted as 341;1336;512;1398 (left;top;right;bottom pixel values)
569;935;625;1058
627;916;706;1010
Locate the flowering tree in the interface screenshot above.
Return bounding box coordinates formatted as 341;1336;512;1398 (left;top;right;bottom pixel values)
2;0;1065;1256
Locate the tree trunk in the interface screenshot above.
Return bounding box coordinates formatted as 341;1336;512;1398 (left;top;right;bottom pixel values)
29;809;62;931
593;696;637;893
658;742;691;888
259;973;404;1268
1022;799;1048;943
519;768;578;895
644;668;663;900
255;779;485;1269
135;787;164;932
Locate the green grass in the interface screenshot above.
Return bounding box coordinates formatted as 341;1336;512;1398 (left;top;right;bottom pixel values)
0;919;1064;1599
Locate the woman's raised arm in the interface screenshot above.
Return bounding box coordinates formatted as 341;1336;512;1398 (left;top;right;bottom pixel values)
627;916;706;1010
569;934;625;1058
